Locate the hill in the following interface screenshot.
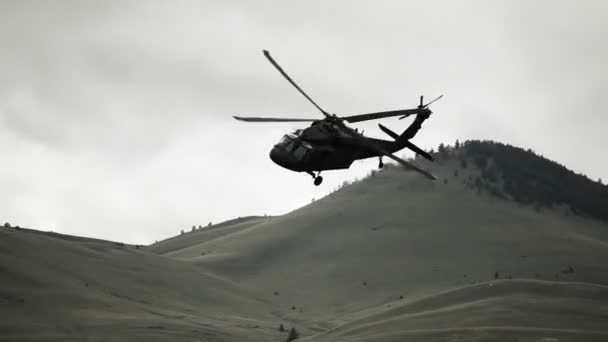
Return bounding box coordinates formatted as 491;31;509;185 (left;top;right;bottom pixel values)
151;140;608;340
3;140;608;341
458;140;608;222
311;279;608;341
147;215;273;255
0;226;283;341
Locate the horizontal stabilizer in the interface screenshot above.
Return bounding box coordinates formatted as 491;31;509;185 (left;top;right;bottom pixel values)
378;123;399;140
403;140;434;161
379;124;433;161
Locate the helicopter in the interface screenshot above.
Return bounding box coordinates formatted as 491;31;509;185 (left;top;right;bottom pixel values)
235;50;442;186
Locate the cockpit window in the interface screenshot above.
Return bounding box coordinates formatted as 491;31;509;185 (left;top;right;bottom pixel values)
284;140;295;152
278;135;294;151
278;135;309;159
293;144;309;160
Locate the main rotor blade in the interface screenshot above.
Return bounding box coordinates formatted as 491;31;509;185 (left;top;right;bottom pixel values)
234;116;316;122
381;151;438;180
263;50;330;117
342;126;437;180
343;108;429;123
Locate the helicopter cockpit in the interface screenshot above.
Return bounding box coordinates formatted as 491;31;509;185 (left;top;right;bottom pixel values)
275;134;312;161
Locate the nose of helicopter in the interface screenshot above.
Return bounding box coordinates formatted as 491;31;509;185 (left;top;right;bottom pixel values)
269;146;285;167
270;144;300;171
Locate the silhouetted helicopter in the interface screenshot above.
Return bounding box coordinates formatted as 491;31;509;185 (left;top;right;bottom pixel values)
235;50;442;186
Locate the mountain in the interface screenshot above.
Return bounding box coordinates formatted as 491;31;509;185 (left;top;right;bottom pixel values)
3;140;608;341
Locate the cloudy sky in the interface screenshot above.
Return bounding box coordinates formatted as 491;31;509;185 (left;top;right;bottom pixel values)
1;1;606;244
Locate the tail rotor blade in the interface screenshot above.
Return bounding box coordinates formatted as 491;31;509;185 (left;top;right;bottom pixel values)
422;94;443;108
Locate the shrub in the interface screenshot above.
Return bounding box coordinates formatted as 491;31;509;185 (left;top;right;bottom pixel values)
286;328;299;342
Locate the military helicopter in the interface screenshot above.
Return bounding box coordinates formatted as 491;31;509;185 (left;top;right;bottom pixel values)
235;50;442;186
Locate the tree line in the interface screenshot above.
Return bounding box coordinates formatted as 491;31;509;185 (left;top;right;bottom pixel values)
459;140;608;222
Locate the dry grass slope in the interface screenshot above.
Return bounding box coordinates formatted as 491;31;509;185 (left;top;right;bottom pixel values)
4;143;608;341
310;279;608;341
153;149;608;340
0;227;283;342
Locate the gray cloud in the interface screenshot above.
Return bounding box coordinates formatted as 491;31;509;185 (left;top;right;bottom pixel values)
1;0;606;243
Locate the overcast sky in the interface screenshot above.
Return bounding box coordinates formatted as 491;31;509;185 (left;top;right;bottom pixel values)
1;1;606;244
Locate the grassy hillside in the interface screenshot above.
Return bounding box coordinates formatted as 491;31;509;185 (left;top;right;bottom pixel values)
0;227;283;342
3;140;608;341
147;215;273;255
311;279;608;342
152;141;608;340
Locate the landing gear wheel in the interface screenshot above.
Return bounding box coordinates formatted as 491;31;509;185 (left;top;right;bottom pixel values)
314;176;323;186
378;157;384;169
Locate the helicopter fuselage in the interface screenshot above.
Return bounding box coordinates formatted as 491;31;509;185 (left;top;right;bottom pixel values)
269;122;396;173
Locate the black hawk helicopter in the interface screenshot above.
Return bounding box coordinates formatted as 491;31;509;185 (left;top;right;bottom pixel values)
235;50;442;186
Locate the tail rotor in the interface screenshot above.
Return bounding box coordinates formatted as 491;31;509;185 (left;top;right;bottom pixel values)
400;94;443;120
